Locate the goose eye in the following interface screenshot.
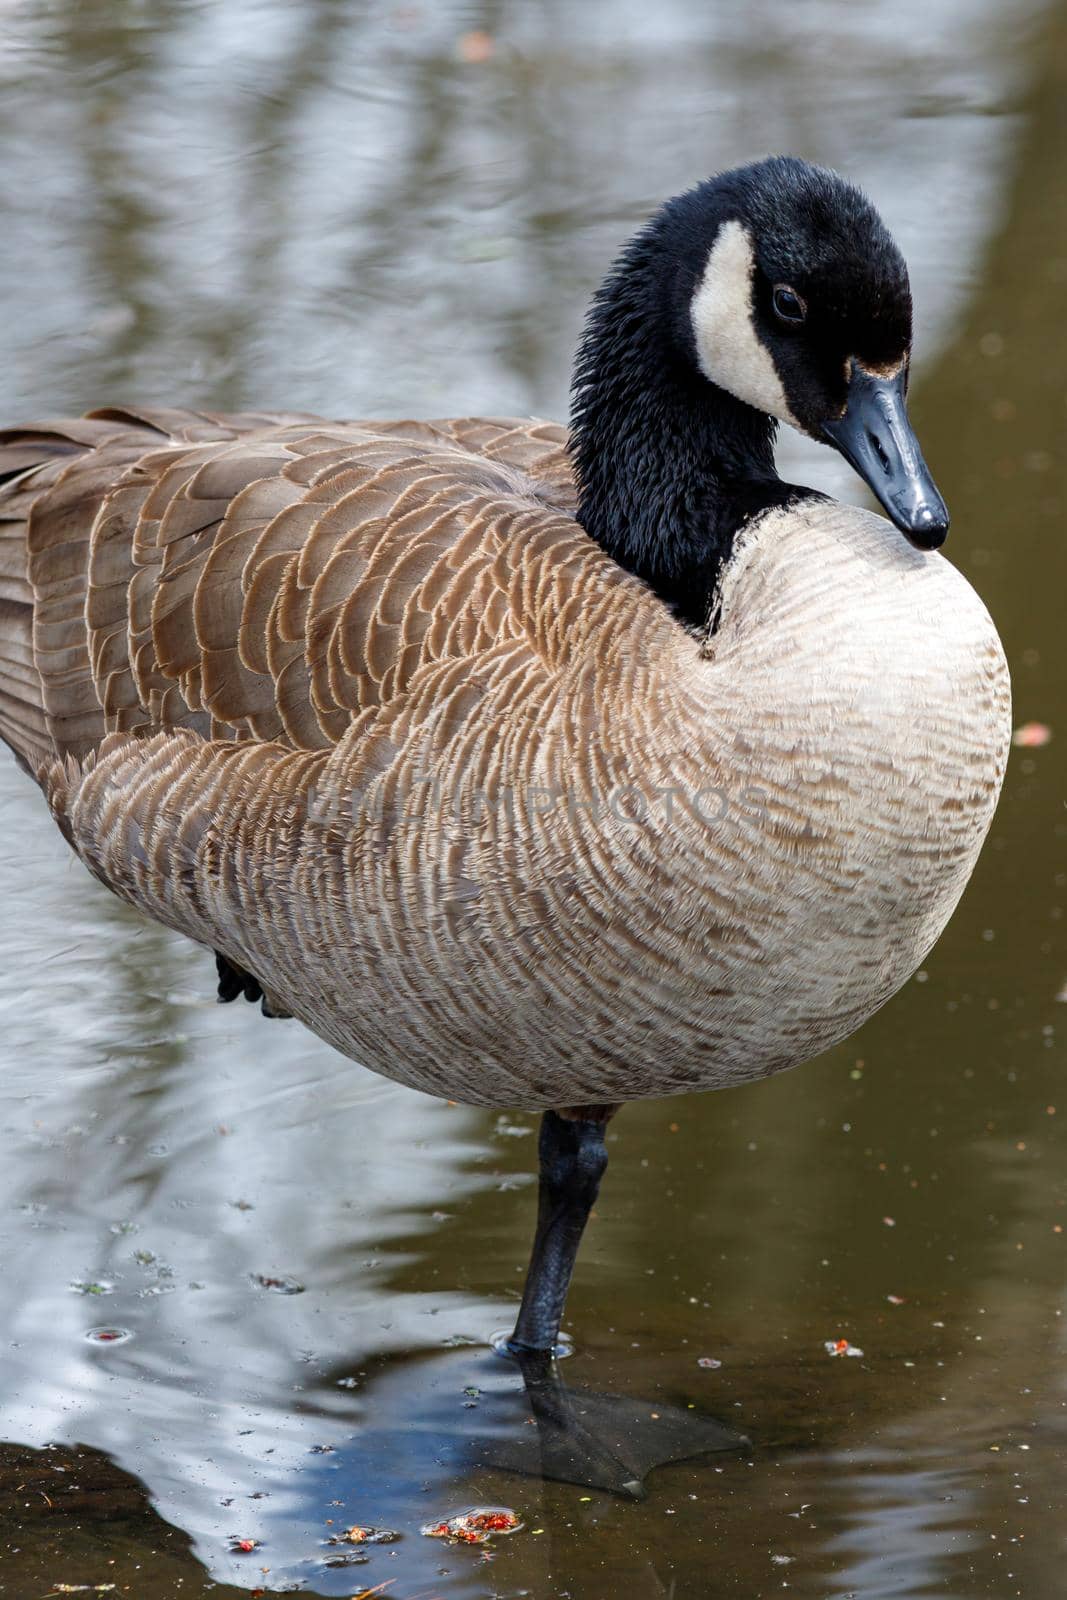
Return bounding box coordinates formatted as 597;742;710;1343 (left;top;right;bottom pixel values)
772;285;807;325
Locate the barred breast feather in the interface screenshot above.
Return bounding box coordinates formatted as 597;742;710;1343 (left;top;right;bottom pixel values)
0;408;1011;1107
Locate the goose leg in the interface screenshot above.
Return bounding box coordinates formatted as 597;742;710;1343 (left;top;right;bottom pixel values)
506;1104;617;1355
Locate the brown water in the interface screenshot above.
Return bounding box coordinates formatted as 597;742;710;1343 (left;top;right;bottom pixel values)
1;2;1065;1596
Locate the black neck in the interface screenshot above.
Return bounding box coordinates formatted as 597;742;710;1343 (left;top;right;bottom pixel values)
568;212;810;629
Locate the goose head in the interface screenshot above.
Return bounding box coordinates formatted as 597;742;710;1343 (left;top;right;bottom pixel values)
683;156;948;549
572;157;949;626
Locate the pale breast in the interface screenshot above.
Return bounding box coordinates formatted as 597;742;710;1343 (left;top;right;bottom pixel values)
643;498;1013;1090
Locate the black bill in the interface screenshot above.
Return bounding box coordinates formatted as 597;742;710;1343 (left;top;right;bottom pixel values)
822;364;949;549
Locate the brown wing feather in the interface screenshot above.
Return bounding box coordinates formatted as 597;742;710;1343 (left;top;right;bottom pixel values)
0;406;582;772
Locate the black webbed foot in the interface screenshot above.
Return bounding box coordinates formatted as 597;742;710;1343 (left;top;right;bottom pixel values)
499;1345;746;1496
215;951;263;1006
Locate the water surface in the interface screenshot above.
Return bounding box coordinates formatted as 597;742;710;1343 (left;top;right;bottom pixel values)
0;2;1065;1595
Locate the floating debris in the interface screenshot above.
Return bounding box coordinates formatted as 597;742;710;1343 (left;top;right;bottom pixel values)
886;1294;906;1306
138;1279;177;1299
84;1326;132;1345
251;1274;305;1295
48;1586;117;1595
328;1525;401;1546
825;1338;864;1358
697;1356;722;1369
422;1507;522;1545
229;1537;259;1553
69;1280;115;1297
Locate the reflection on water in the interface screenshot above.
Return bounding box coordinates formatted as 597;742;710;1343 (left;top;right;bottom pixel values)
0;0;1065;1595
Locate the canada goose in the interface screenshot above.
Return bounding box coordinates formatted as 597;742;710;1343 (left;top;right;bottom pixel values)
0;156;1010;1364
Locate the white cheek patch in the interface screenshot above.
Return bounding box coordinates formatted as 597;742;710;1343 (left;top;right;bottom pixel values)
690;220;799;427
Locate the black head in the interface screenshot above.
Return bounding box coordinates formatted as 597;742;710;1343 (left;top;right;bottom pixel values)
661;157;948;548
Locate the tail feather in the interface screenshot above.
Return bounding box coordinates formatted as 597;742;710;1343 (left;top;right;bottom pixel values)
0;434;97;773
0;404;353;777
0;597;46;770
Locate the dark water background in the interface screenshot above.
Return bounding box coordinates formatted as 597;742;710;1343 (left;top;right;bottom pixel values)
0;1;1065;1595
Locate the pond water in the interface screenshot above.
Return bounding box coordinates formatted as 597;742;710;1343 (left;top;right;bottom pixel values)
1;1;1065;1596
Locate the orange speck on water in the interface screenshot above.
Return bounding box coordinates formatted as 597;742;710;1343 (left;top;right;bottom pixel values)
1012;722;1052;748
457;29;494;62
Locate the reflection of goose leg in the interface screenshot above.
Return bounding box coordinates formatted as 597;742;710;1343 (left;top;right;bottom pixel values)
506;1107;615;1356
